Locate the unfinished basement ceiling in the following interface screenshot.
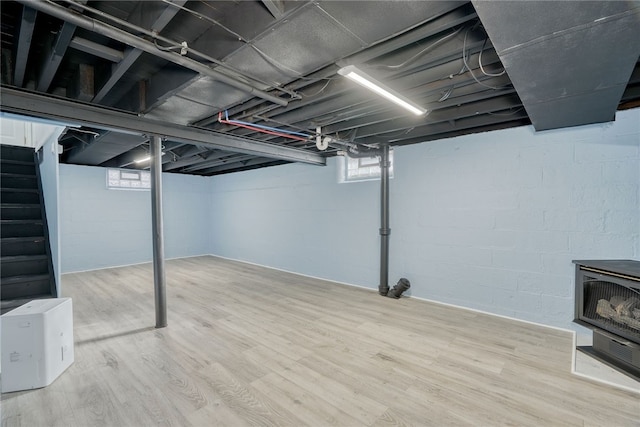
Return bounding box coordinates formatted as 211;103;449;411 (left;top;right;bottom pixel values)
1;1;639;176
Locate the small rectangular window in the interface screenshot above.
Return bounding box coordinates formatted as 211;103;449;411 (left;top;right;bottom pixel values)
107;168;151;190
340;149;393;183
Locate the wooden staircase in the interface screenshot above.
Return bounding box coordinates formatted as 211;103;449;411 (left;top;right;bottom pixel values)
1;145;56;313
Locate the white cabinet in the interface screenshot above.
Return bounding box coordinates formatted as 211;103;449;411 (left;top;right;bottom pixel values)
1;298;74;393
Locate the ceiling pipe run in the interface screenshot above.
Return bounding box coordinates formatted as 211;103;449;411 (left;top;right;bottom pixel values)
17;0;288;107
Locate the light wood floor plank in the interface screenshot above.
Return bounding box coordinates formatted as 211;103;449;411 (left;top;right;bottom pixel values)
2;256;638;426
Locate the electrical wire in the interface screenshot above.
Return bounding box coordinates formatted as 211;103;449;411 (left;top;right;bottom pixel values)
462;27;508;90
438;86;454;102
250;45;337;82
162;0;247;43
298;79;333;97
478;37;506;77
153;39;182;52
487;107;524;116
163;0;335;85
374;26;463;70
57;0;301;99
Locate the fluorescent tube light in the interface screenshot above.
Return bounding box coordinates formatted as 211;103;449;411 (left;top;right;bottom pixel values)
134;152;165;164
338;65;427;116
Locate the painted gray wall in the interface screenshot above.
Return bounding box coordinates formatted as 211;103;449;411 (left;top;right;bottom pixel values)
59;165;210;273
209;108;640;329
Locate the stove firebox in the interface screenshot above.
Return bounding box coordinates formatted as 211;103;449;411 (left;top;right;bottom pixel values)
573;260;640;380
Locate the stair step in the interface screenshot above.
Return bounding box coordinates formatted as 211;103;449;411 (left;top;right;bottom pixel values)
0;203;41;220
0;159;34;165
1;254;48;263
0;188;40;204
0;146;36;163
0;219;44;238
1;294;54;315
1;274;52;301
0;187;39;193
0;160;36;175
0;173;38;189
1;236;46;256
1;203;40;207
1;254;49;277
0;219;43;224
1;273;51;286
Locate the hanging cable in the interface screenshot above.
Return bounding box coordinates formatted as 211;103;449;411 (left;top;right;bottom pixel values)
462;27;509;90
438;86;454;102
478;37;506;77
153;39;182;52
57;0;301;99
487;107;524;116
374;26;464;70
161;0;247;43
298;79;333;97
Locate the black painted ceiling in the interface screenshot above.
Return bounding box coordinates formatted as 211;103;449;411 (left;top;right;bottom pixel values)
1;1;639;176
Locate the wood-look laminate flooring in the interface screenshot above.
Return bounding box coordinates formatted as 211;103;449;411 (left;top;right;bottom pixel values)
2;256;639;426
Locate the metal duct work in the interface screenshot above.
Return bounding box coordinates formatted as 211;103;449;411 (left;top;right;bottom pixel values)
387;278;411;299
472;1;640;130
379;143;391;296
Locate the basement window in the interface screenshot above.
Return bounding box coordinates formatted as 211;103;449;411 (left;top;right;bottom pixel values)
340;149;394;183
107;168;151;190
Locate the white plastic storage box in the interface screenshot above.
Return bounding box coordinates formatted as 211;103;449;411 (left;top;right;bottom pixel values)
1;298;74;393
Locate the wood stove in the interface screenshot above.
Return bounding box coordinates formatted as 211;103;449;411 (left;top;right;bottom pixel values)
573;260;640;380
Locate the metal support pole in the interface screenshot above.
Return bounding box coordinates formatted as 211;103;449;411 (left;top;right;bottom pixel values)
379;143;391;296
150;135;167;328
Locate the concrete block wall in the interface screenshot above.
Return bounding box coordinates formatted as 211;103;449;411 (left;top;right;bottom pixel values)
209;160;380;287
210;108;639;329
59;164;210;272
56;108;638;329
391;109;639;327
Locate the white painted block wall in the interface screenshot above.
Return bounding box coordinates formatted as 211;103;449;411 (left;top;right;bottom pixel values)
209;108;640;329
56;109;638;330
59;165;211;272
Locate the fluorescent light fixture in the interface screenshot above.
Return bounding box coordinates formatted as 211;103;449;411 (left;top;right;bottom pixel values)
134;152;165;164
338;65;427;116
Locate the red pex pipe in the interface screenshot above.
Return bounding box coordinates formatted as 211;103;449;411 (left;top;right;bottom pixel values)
218;112;308;142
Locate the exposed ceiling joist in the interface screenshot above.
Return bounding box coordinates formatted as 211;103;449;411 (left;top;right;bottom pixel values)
0;87;325;166
92;0;186;105
14;6;36;88
69;37;124;63
36;21;76;92
17;0;287;107
1;0;637;176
